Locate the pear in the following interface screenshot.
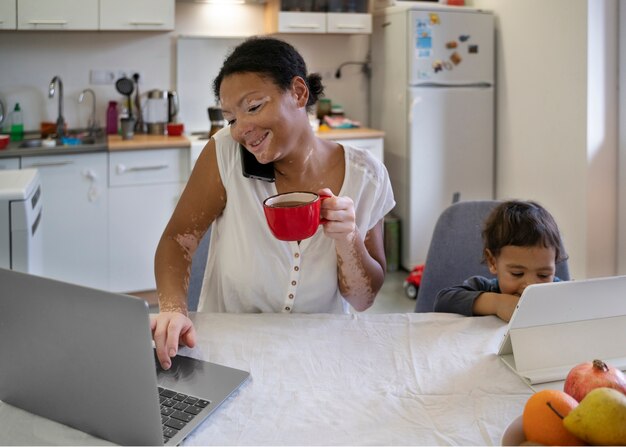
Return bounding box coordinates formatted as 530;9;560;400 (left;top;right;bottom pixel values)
563;387;626;445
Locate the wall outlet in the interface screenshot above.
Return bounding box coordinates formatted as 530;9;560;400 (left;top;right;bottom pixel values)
90;69;117;85
89;69;143;84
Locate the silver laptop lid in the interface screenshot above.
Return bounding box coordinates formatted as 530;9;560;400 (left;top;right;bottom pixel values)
0;268;166;446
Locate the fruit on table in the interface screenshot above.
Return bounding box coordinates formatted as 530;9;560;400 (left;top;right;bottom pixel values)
564;359;626;402
522;389;585;446
563;387;626;445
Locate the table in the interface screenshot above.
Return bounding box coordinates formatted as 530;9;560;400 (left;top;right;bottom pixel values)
0;313;533;445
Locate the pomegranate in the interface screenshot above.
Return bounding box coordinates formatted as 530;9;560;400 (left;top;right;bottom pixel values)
564;359;626;402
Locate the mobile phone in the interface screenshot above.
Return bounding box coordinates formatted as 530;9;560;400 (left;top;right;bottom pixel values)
240;144;275;182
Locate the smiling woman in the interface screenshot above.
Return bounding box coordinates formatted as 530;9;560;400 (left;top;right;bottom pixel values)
151;37;395;370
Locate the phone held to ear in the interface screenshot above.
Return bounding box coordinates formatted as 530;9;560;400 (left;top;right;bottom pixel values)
240;144;275;182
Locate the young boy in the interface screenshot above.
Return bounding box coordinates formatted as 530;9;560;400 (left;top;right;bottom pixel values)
434;200;567;322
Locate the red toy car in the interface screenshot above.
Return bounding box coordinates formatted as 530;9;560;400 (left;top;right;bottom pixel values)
403;264;425;299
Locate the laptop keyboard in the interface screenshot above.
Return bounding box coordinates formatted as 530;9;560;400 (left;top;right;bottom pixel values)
158;386;210;444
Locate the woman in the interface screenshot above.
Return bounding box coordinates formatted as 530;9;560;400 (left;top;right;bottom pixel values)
152;37;395;369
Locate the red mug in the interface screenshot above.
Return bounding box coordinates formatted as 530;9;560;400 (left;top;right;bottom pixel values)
263;191;330;241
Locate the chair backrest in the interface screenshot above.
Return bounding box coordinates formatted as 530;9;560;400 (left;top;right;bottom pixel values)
414;200;570;312
187;228;211;312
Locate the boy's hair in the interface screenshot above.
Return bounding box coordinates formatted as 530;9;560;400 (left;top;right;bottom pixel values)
212;37;324;112
482;200;568;263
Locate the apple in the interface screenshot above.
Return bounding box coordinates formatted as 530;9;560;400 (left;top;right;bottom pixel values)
564;359;626;402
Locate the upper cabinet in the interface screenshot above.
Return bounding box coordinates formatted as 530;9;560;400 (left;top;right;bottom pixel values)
100;0;174;31
265;0;371;34
17;0;98;30
12;0;173;31
0;0;16;29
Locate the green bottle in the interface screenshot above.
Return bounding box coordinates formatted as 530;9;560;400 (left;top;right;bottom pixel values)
10;103;24;142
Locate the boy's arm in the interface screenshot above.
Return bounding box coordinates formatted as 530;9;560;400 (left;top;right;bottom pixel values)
434;276;493;316
473;293;519;322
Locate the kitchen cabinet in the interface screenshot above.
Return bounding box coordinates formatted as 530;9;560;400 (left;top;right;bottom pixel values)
336;137;383;163
108;148;189;292
100;0;174;30
21;152;109;289
0;0;16;29
264;0;371;34
17;0;98;30
0;157;20;170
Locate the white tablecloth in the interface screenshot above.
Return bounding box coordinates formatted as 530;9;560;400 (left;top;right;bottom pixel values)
0;312;533;445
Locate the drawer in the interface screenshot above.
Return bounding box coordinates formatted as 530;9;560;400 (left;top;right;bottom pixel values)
0;157;20;170
109;149;189;187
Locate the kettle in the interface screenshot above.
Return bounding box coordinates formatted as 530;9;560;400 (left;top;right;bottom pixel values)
144;89;179;135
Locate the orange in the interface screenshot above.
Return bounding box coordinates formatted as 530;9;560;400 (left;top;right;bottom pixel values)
522;389;585;446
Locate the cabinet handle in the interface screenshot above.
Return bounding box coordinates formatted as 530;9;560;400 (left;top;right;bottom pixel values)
116;163;169;174
128;21;165;26
27;20;68;25
26;161;74;168
335;24;366;30
287;24;322;29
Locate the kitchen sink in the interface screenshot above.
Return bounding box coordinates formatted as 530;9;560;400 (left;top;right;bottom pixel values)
14;131;107;154
19;136;99;148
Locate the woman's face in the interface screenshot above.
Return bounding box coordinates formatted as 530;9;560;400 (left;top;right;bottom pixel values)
486;245;556;296
220;72;307;165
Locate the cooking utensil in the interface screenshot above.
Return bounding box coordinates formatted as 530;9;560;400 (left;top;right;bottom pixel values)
115;77;134;119
132;73;144;133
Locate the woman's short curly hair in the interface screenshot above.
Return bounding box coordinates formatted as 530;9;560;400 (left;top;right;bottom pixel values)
213;37;324;112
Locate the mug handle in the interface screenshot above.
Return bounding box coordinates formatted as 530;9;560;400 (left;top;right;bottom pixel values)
319;192;332;224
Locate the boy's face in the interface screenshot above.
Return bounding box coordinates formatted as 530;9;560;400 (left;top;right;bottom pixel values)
485;245;556;296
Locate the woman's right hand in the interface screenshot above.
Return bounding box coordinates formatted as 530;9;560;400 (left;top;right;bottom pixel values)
150;311;197;370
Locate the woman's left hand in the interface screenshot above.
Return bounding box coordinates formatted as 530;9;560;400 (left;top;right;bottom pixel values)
318;188;357;243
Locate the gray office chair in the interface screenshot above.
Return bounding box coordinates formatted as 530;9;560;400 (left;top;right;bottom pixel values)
414;200;570;313
187;228;211;312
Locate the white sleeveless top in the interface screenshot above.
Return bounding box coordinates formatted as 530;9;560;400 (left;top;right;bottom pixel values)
197;127;395;314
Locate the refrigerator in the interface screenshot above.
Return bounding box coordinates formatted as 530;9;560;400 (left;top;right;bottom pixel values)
371;2;495;270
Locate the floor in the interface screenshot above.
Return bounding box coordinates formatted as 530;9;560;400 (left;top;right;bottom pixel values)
132;268;416;314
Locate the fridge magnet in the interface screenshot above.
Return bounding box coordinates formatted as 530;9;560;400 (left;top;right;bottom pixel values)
432;60;443;73
450;51;462;65
468;44;479;54
446;41;458;49
442;61;453;71
429;13;440;25
459;34;470;42
416;20;432;56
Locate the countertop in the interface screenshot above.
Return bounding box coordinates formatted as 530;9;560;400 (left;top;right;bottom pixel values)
0;128;385;158
107;134;191;151
316;127;385;140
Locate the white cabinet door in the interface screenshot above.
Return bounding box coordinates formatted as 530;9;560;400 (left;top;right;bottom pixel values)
0;157;19;170
108;149;189;292
277;12;326;33
0;0;16;29
17;0;98;30
100;0;174;30
21;152;109;289
336;138;383;163
326;13;371;34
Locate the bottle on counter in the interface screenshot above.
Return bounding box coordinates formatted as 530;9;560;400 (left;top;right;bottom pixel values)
106;101;118;135
9;103;24;142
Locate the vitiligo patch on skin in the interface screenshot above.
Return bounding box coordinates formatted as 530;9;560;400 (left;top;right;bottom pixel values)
336;231;375;309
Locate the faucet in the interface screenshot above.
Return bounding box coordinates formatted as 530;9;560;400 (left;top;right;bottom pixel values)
79;88;97;136
48;76;65;138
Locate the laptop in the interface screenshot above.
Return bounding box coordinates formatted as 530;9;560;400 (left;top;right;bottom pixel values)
0;268;250;445
497;275;626;390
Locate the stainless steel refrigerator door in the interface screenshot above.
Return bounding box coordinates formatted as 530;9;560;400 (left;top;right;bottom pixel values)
408;9;494;85
404;85;495;269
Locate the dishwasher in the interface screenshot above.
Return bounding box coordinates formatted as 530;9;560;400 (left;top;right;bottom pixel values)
0;169;43;274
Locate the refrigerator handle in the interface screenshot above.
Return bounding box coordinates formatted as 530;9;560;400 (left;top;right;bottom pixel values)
414;82;493;88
